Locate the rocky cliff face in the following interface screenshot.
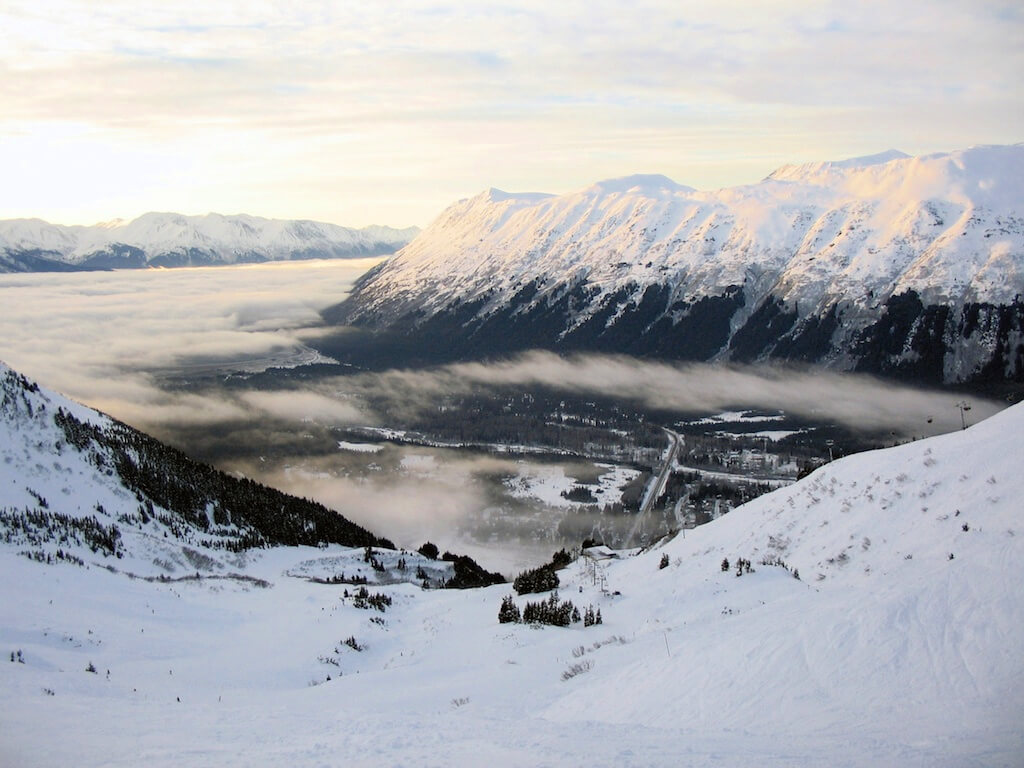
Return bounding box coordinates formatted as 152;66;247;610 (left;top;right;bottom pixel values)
327;145;1024;385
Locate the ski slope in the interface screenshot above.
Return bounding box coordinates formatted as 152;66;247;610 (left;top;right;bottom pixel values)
1;365;1021;766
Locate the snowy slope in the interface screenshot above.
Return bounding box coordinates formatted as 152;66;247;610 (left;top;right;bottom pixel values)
0;362;389;577
0;214;419;271
1;365;1022;765
331;144;1024;383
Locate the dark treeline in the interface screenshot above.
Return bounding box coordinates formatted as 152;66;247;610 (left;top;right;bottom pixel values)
53;407;391;551
361;388;667;459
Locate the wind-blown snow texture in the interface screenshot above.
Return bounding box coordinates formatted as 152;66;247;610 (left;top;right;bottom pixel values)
0;213;419;272
331;145;1024;384
1;364;1022;766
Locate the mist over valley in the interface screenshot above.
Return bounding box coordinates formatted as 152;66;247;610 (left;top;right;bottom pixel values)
0;258;1008;574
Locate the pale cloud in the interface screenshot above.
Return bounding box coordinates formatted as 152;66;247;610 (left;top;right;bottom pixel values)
238;390;372;427
0;259;380;423
0;263;1004;439
0;1;1020;227
341;351;1004;438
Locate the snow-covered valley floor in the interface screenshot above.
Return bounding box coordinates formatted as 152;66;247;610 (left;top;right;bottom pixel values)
2;376;1023;766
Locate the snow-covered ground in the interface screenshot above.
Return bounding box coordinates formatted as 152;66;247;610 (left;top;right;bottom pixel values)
2;366;1022;766
683;409;785;426
336;441;385;453
504;461;640;508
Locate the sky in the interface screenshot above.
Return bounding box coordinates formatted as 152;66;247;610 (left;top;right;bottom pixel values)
1;1;1021;228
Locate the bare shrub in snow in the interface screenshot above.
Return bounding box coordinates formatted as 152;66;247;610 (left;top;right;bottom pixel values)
561;660;593;681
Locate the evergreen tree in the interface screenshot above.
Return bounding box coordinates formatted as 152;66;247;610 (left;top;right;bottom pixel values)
513;564;559;595
498;595;521;624
418;541;439;559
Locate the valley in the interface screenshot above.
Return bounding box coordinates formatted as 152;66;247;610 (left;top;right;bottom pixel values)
4;3;1022;765
0;148;1020;768
2;259;950;573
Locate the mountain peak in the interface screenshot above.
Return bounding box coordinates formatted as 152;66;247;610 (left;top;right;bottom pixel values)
478;188;555;204
0;213;421;272
766;148;911;182
585;174;695;196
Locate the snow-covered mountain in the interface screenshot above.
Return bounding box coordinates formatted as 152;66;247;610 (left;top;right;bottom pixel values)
1;363;1022;765
0;361;393;570
327;144;1024;385
0;213;419;272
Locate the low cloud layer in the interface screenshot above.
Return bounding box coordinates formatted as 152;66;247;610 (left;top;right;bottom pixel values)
446;352;999;437
0;259;382;425
336;351;1002;439
1;262;1004;447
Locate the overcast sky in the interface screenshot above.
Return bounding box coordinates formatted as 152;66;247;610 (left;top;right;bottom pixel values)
1;1;1020;228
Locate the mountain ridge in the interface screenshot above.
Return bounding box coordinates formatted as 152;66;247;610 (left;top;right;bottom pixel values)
326;144;1024;385
0;360;391;569
0;213;420;272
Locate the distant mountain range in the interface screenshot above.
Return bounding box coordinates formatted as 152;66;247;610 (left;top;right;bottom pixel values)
325;144;1024;386
0;213;420;272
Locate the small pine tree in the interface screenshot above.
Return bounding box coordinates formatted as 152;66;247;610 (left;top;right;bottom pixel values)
721;558;730;572
551;548;573;569
659;553;670;569
513;564;559;595
498;595;521;624
595;609;602;625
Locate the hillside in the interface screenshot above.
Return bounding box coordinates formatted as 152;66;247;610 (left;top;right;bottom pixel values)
1;364;1021;765
326;144;1024;385
0;213;419;272
0;361;394;573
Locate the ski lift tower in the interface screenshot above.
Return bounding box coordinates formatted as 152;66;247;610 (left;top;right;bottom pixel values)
955;400;972;430
581;549;610;595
